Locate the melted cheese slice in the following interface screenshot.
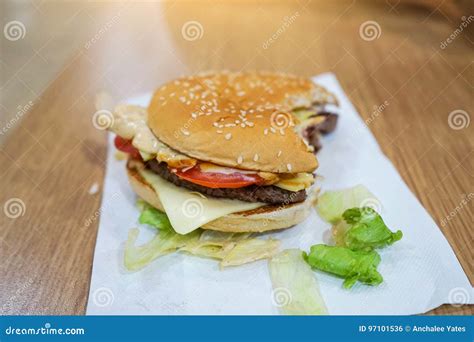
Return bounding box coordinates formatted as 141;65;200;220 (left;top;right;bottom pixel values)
138;168;265;234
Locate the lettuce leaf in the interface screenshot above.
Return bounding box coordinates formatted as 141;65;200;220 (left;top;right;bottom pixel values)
304;244;383;289
317;185;377;224
138;204;172;231
269;249;328;315
339;207;403;251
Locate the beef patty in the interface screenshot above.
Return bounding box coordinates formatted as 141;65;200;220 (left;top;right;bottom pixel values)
303;112;338;152
145;160;307;205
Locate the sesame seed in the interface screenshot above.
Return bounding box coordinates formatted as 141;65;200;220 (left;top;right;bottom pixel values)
237;156;243;164
264;129;269;135
277;150;282;157
182;130;190;136
287;164;292;171
225;133;232;140
253;154;259;162
216;130;223;134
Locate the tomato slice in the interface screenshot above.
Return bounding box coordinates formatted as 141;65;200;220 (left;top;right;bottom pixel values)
173;165;263;189
114;136;141;159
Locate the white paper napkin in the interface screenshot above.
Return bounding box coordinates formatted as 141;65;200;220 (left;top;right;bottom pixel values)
87;73;473;315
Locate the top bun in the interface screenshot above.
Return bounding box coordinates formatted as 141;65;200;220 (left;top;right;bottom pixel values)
148;71;334;173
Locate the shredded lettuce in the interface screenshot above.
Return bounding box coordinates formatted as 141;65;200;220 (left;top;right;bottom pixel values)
338;207;403;251
124;228;200;271
317;185;378;224
125;202;280;270
269;249;328;315
221;239;280;267
304;245;383;289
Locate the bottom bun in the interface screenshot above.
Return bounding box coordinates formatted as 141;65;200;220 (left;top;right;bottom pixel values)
127;162;318;233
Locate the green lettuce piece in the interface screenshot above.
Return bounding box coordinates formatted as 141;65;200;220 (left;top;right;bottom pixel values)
138;204;172;231
269;249;328;315
124;228;200;271
317;185;377;224
292;109;317;121
304;244;383;289
339;207;403;251
139;209;170;231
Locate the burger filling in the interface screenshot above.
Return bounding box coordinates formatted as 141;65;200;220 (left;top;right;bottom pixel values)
111;104;336;206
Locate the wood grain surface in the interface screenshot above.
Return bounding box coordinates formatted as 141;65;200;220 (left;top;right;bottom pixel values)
0;0;472;315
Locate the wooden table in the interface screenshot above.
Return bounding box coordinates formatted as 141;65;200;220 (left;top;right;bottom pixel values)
1;1;472;315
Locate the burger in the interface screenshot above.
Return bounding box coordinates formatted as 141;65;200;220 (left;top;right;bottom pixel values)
109;71;338;235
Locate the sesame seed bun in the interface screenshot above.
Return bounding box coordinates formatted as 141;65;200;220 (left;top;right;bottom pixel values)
127;162;318;233
148;71;336;173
